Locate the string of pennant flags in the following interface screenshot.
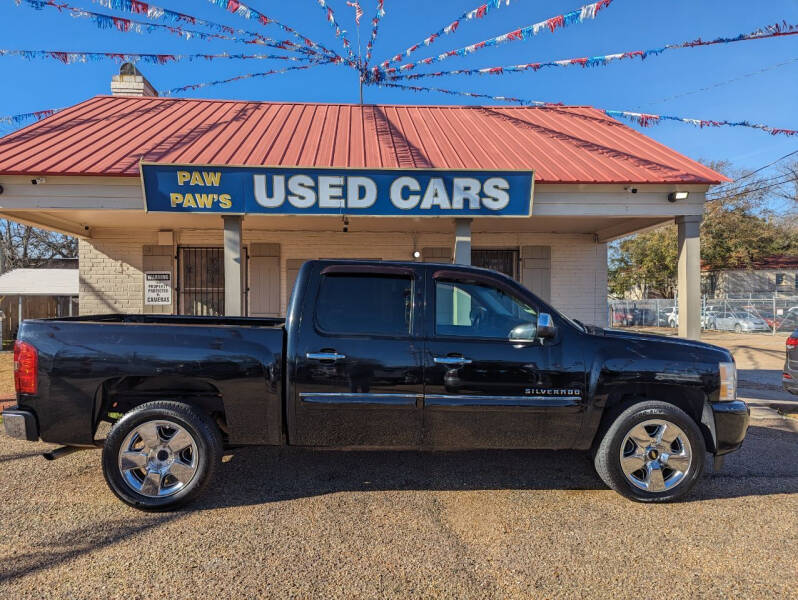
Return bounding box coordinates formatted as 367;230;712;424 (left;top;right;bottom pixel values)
160;63;323;96
313;0;357;64
377;21;798;81
364;0;385;64
0;108;62;126
17;0;256;45
378;0;524;69
201;0;348;66
0;49;321;65
3;0;797;139
373;0;614;76
376;82;798;136
86;0;330;60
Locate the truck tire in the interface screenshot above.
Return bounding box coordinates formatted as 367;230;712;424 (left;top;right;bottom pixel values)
593;401;705;503
102;401;222;511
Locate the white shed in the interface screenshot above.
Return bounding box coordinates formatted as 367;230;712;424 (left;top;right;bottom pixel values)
0;268;79;344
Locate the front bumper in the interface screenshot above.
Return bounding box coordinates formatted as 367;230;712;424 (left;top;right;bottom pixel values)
2;406;39;441
711;400;749;455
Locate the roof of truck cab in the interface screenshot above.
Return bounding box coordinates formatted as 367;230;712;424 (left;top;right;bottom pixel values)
0;96;727;185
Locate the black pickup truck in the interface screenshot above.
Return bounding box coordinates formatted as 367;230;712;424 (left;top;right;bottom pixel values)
4;260;748;509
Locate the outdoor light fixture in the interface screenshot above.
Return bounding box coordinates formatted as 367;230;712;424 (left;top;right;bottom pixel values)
412;250;421;259
668;191;689;202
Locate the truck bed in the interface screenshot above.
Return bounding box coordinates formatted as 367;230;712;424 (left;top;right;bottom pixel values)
16;316;285;446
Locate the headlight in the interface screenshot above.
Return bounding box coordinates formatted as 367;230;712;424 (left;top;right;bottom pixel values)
718;362;737;401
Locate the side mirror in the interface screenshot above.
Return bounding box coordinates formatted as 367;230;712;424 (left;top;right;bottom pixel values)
509;322;538;343
536;313;557;339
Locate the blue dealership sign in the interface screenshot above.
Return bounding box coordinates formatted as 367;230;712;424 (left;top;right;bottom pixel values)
140;163;533;217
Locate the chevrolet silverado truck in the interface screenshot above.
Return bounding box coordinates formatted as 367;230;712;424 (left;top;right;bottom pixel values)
3;260;749;509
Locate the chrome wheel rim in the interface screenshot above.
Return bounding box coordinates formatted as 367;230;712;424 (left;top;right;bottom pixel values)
118;420;199;498
619;419;692;493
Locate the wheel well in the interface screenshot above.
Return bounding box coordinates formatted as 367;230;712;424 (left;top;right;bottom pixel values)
592;393;712;452
94;376;227;438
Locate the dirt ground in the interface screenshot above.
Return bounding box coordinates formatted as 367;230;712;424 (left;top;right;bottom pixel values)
1;421;796;599
629;327;791;371
0;352;13;408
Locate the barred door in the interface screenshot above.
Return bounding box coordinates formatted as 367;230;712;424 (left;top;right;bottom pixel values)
178;247;225;316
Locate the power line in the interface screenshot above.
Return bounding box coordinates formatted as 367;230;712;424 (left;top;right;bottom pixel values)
708;159;798;197
709;148;798;193
707;175;798;202
707;172;795;198
635;58;798;109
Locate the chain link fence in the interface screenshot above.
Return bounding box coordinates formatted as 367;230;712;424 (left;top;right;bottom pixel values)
608;296;798;334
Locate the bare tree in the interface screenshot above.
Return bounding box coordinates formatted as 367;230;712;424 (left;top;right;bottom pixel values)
0;219;77;273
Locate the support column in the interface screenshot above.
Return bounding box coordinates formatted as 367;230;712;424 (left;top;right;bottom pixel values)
453;218;472;265
676;215;702;340
223;215;244;316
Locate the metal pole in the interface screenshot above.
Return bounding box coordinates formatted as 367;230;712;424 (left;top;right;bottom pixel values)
358;41;364;104
773;293;777;336
18;295;22;334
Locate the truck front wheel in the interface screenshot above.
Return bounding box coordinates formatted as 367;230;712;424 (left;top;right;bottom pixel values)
593;401;705;502
102;401;222;511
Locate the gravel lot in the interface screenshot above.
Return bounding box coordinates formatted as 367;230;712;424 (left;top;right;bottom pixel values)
1;420;796;599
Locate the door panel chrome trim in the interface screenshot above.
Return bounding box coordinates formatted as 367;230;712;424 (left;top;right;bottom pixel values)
433;356;472;365
300;392;420;406
306;352;346;361
425;394;581;407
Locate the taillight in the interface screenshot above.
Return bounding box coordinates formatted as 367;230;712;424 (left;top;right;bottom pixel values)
718;362;737;402
14;340;38;395
787;336;798;348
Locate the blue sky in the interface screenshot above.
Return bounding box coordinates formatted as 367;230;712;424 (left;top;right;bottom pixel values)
1;0;797;187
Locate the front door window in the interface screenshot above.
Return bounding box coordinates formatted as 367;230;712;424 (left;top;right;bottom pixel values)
435;280;537;339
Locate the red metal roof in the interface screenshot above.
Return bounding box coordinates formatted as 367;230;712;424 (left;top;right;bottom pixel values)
0;95;727;184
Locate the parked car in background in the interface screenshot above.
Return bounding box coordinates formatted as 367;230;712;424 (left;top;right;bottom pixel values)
772;307;798;332
656;306;676;327
701;310;719;330
783;330;798;395
713;311;769;333
665;308;678;328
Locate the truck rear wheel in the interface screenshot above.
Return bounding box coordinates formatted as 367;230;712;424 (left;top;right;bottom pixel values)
102;401;222;511
594;401;705;502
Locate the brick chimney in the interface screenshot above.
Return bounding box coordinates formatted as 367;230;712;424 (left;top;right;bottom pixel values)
110;63;158;97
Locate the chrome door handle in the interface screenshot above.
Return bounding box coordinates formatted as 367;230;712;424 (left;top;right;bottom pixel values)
433;356;472;365
306;352;346;361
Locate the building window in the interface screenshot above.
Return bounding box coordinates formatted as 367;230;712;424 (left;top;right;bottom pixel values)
795;274;798;290
776;273;786;285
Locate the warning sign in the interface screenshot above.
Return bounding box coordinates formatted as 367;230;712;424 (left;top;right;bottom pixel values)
145;271;172;306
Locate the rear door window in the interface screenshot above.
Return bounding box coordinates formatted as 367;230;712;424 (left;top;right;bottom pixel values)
315;274;413;336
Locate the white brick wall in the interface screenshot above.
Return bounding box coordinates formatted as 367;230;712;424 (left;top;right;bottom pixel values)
79;238;145;314
80;228;608;326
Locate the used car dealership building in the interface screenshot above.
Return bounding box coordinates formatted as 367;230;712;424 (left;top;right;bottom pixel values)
0;70;724;339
